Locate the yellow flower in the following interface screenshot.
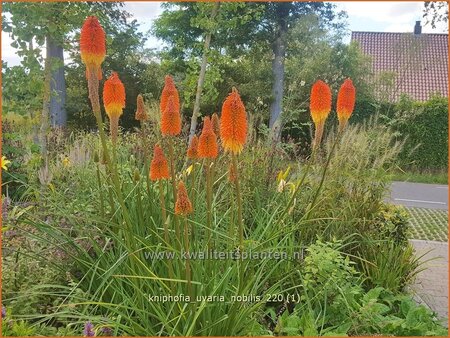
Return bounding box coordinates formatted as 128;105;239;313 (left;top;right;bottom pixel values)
276;166;291;183
185;164;194;176
62;157;70;167
1;156;11;170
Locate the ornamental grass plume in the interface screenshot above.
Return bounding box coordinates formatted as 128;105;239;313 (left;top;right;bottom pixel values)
135;94;148;121
103;72;126;144
175;181;193;216
310;80;332;149
211;112;220;136
149;144;170;181
187;135;199;159
220;88;247;154
198;116;219;159
336;78;356;132
80;16;106;80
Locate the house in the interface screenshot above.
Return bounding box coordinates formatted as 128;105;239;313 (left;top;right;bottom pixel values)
351;22;448;102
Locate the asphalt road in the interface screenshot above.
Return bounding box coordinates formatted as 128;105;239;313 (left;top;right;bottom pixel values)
390;181;448;210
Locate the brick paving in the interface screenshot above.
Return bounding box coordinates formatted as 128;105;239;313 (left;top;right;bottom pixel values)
410;239;448;326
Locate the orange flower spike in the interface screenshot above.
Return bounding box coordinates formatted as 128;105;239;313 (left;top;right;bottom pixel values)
80;16;106;80
211;113;220;136
160;75;180;115
175;181;193;216
336;78;356;131
135;94;148;121
309;80;332;125
103;72;126;119
220;88;247;154
103;72;125;143
198;116;219;159
187;135;199;159
161;95;182;136
150;144;170;181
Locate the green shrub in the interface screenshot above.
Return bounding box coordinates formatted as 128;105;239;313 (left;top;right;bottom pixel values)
390;95;448;171
274;241;447;336
373;204;410;244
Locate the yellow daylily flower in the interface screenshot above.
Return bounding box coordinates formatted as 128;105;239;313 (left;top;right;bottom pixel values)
1;156;11;170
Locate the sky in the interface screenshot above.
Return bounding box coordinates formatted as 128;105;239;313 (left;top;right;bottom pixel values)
1;1;448;66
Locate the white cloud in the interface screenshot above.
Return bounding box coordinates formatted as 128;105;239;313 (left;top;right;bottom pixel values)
2;1;447;67
336;1;447;33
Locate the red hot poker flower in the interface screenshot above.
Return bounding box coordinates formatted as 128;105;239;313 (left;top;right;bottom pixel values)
161;95;182;136
150;144;170;181
336;78;356;131
198;116;219;159
309;80;332;125
80;16;106;80
220;88;247;154
160;75;180;116
175;181;193;216
135;94;148;121
103;72;126;119
187;135;199;159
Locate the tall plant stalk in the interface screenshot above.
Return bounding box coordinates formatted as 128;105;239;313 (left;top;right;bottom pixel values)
167;137;181;246
183;216;192;300
205;159;213;249
231;153;244;291
159;179;174;287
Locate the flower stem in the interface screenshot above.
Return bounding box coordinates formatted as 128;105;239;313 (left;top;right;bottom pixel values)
206;159;213;250
167;137;181;247
159;179;174;289
184;216;192;300
231;153;244;292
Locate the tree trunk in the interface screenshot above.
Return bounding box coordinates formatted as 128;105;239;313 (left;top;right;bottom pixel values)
39;37;52;159
47;35;67;127
188;1;220;143
269;8;289;143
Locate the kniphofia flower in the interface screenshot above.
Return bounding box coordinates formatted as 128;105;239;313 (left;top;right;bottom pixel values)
220;88;247;154
135;94;148;121
175;180;193;216
161;95;182;136
80;16;106;80
310;80;332;148
150;144;170;181
336;78;356;131
211;113;220;136
103;72;125;143
198;116;218;159
160;75;180;118
187;135;199;159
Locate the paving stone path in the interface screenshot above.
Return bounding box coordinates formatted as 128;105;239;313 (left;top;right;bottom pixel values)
409;239;448;326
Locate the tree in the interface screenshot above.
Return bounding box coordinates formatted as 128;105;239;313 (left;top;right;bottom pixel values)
423;1;448;29
153;2;265;137
188;1;221;142
153;2;344;141
2;2;130;129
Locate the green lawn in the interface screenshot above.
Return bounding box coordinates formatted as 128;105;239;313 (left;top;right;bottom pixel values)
392;171;448;185
407;207;448;242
